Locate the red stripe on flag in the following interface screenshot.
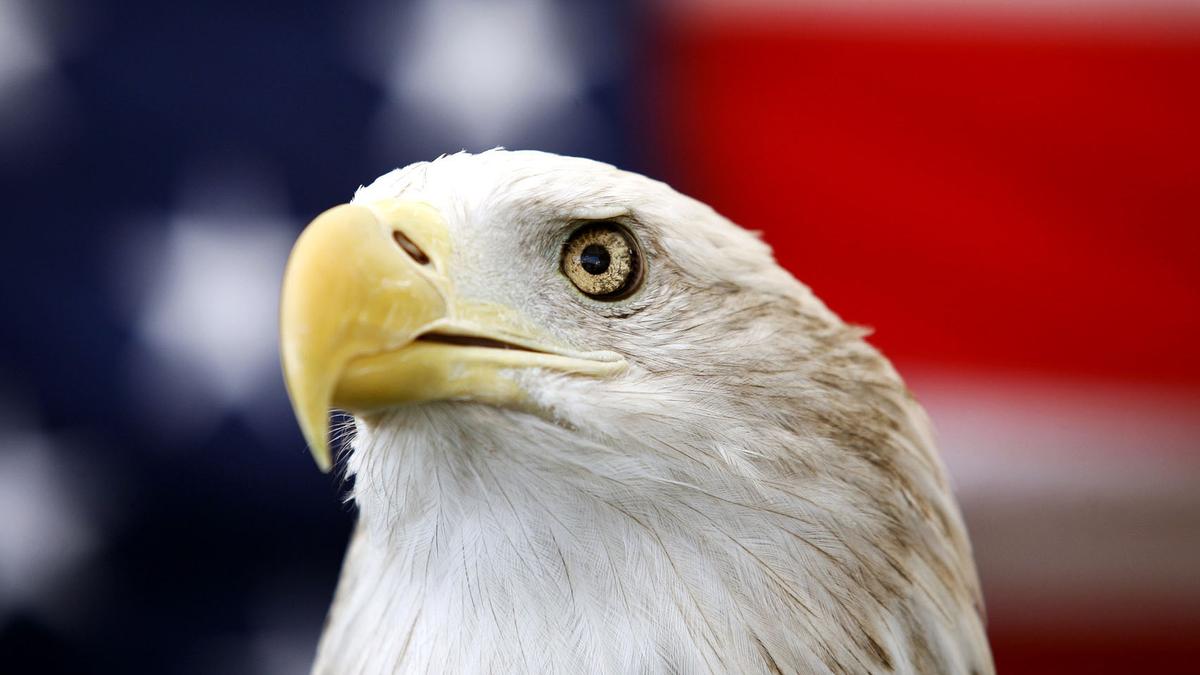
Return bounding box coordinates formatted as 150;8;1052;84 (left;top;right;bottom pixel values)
654;16;1200;385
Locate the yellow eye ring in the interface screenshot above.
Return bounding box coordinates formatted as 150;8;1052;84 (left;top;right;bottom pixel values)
561;223;643;300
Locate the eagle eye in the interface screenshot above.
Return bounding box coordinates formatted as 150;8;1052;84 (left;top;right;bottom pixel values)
561;223;642;300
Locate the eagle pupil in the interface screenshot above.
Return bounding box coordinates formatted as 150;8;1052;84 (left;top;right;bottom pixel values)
580;244;610;275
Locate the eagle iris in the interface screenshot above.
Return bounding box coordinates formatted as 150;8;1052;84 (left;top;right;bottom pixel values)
561;223;641;299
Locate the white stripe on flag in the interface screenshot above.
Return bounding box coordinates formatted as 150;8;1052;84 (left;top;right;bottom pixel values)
910;368;1200;626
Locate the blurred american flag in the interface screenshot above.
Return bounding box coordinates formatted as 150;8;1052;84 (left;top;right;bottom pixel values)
0;0;1196;672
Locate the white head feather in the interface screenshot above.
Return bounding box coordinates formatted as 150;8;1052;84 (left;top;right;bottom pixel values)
313;149;992;674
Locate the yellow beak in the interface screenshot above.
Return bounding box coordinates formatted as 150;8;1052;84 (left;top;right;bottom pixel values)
280;200;625;471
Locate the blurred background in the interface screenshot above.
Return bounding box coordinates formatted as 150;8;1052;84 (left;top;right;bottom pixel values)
0;0;1197;672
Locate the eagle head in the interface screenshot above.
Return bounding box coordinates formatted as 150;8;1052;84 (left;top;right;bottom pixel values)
280;149;992;674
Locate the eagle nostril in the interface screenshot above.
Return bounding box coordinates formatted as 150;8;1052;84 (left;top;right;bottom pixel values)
392;230;431;265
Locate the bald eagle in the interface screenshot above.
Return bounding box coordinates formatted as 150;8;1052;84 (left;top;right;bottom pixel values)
280;150;993;674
